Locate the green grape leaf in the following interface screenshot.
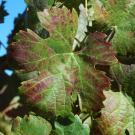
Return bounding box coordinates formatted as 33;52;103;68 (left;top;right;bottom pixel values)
11;114;52;135
19;73;71;116
48;0;55;6
42;53;80;93
54;114;90;135
37;6;78;53
96;90;135;135
81;32;117;66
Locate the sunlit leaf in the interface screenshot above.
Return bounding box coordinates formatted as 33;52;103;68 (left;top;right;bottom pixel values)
96;90;135;135
9;30;111;114
19;73;71;116
8;29;55;72
38;6;78;53
11;114;52;135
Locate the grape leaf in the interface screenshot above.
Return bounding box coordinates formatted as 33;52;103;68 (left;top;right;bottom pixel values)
9;7;78;70
9;29;111;114
41;52;111;113
81;32;117;66
41;53;80;95
54;114;90;135
8;5;112;115
96;90;135;135
18;51;80;92
11;114;52;135
8;29;55;72
78;63;110;112
19;73;71;116
18;51;110;114
37;6;78;53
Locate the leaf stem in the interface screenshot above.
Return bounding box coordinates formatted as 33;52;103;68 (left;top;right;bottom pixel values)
85;0;88;16
106;26;116;42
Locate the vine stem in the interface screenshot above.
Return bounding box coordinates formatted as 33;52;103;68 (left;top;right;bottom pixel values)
85;0;88;16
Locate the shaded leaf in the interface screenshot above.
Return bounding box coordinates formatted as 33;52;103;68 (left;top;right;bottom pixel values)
81;32;117;65
11;114;52;135
0;1;8;23
54;113;90;135
55;0;84;12
111;63;135;103
96;90;135;135
25;0;48;11
110;63;132;85
123;66;135;103
78;63;110;112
